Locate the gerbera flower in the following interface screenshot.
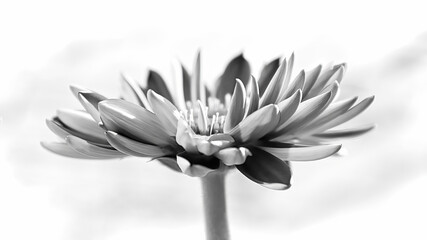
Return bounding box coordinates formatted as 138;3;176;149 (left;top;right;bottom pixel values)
42;52;374;190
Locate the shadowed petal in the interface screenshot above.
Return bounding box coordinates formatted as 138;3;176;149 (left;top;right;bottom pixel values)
41;142;99;159
105;131;173;157
66;136;124;159
181;64;192;102
224;79;246;132
229;104;280;143
259;144;341;161
313;124;376;139
151;156;181;172
215;147;251;166
98;99;174;146
177;153;219;177
258;58;280;96
147;90;180;136
259;58;288;107
78;91;106;122
46;119;69;139
146;70;175;104
237;148;291;190
215;54;251;102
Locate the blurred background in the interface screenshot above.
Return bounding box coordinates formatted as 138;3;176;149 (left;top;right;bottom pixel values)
1;0;427;239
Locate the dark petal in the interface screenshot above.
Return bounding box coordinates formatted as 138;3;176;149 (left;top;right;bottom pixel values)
151;156;182;172
236;147;291;190
181;64;192;102
258;58;280;96
98;99;175;146
177;152;220;177
215;54;251;102
146;70;175;104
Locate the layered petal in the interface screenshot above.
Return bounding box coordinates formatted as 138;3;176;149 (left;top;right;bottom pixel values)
229;104;280;143
41;141;98;159
147;90;180;136
77;91;106;122
259;58;288;107
120;72;152;111
146;70;175;104
312;125;376;139
105;131;174;157
98;99;174;146
258;57;280;96
66;136;125;159
224;79;246;132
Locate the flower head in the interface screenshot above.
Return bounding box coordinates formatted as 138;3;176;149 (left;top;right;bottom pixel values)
42;52;374;190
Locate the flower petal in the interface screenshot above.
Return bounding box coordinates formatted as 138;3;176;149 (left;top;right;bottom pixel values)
313;96;375;132
305;64;343;100
271;91;332;140
276;89;302;126
245;76;260;117
105;131;173;157
41;141;98;159
224;79;246;132
299;96;358;136
259;144;341;161
215;147;251;166
177;153;219;177
98;99;174;146
215;54;251;102
196;134;234;156
175;118;198;153
280;70;305;101
229;104;280;143
120;72;152;111
259;58;289;107
56;109;109;145
313;124;376;139
147;90;180;136
146;70;175;104
236;148;291;190
258;57;280;96
78;91;107;122
46;119;69;139
151;156;181;172
277;53;295;101
302;65;321;100
181;64;192;102
66;135;124;159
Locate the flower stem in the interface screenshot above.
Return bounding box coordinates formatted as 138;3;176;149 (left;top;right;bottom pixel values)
201;172;230;240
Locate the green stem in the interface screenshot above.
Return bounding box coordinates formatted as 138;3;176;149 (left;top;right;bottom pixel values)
200;172;230;240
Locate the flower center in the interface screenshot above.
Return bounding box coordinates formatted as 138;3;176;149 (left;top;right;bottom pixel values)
180;96;230;136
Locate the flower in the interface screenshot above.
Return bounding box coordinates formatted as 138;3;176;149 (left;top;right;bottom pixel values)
42;52;374;190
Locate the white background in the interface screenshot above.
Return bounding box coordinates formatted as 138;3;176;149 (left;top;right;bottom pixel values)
1;0;427;239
